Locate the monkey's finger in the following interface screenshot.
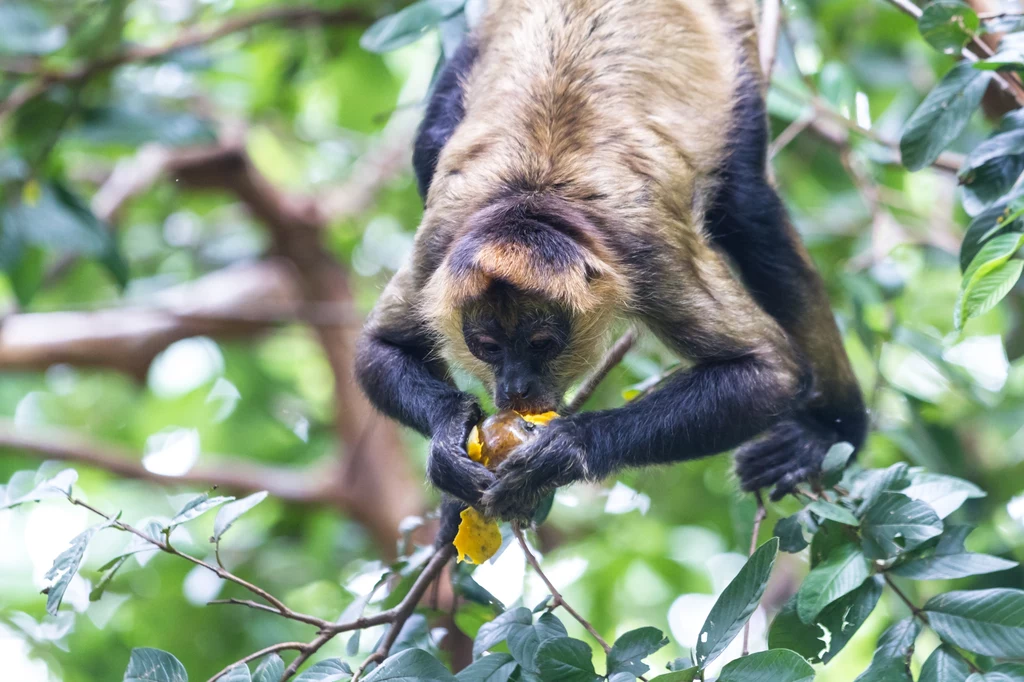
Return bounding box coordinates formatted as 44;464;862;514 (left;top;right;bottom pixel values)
769;468;813;501
737;458;795;493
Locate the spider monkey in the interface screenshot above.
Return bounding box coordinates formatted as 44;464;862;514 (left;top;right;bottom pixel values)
356;0;866;531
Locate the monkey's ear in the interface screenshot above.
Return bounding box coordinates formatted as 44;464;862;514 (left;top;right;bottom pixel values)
421;197;629;324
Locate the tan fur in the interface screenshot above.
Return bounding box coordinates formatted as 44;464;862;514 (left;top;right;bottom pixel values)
379;0;797;391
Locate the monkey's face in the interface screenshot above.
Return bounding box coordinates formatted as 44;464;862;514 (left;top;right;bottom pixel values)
461;284;578;413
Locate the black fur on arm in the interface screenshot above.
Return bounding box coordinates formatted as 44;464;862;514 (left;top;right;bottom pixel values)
412;39;478;200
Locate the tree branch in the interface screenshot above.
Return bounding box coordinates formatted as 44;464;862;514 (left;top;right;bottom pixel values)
513;525;612;654
0;6;372;123
0;419;349;508
206;642;307;682
563;329;637;415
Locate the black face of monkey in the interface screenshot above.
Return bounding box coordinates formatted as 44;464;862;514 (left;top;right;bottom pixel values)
461;283;572;413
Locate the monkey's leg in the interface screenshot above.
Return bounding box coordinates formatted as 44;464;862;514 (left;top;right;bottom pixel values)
705;74;867;496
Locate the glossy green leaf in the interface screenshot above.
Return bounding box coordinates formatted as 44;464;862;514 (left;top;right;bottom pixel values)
507;612;567;673
956;258;1023;329
925;589;1024;657
213;492;269;542
124;648;188;682
807;500;860;526
695;538;779;668
860;492;943;560
252;655;284;682
45;516;116;616
797;544;870;623
902;472;986;518
649;670;698;682
716;649;815;682
361;0;466;53
774;515;809;553
455;653;518;682
0;467;77;510
919;646;971;682
535;638;600;682
900;63;992;170
220;664;251;682
607;627;669;677
769;575;882;664
363;649;455;681
919;1;980;53
473;607;533;657
852;618;921;682
294;658;352;682
166;493;235;531
892;550;1017;579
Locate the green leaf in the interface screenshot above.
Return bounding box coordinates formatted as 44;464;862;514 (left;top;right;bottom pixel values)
956;258;1023;329
919;1;980;53
797;544;870;623
860;492;944;560
960;129;1024;175
90;554;130;601
44;516;116;615
1;182;127;286
220;665;251;682
76;102;216;147
925;588;1024;657
363;649;455;681
474;607;533;657
902;472;986;518
213;492;269;542
294;659;352;682
252;655;284;682
807;500;860;526
649;670;698;682
166;493;235;531
774;515;809;553
695;537;779;669
970;663;1024;681
455;653;518;682
892;551;1017;579
0;3;67;55
852;618;921;682
900;63;993;171
535;638;600;682
769;575;883;664
507;612;567;673
919;646;971;682
607;627;669;677
124;648;188;682
853;463;911;516
956;231;1024;328
716;649;815;682
820;442;855;484
960;197;1024;269
0;467;77;510
361;0;466;53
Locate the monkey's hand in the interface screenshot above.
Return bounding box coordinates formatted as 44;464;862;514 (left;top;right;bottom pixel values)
480;419;588;522
735;416;839;501
427;397;496;506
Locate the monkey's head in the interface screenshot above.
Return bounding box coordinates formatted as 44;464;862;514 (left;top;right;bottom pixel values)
422;196;629;412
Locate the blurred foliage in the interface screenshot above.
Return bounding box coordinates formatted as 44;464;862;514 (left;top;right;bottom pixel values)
2;0;1024;681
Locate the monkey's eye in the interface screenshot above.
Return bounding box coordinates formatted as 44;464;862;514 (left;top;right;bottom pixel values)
529;337;556;353
476;337;502;356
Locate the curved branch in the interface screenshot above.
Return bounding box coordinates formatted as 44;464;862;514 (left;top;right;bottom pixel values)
0;6;372;122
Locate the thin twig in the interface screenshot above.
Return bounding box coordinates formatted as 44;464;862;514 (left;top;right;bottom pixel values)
207;599;328;628
563;329;637;415
68;495;326;626
883;573;927;620
742;492;767;657
513;525;611;653
205;642;306;682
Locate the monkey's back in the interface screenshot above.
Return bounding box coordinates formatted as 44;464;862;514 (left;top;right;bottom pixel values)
425;0;762;244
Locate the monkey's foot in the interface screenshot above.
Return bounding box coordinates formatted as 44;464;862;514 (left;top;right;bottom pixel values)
735;417;840;501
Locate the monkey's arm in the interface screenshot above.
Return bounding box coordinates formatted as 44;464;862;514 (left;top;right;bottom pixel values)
481;241;811;520
355;266;494;505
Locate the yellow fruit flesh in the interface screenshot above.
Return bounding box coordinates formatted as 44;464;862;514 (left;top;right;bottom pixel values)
453;410;559;563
